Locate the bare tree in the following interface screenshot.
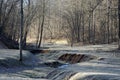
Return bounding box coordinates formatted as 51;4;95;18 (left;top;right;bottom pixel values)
118;0;120;49
19;0;24;61
0;0;119;48
36;0;46;48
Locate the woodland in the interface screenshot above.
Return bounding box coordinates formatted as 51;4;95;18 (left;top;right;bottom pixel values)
0;0;119;48
0;0;120;80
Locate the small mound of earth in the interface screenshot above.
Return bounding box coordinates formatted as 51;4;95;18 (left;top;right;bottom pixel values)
58;54;97;64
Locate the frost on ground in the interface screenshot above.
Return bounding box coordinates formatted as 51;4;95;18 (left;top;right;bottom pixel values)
0;49;52;80
0;44;120;80
40;44;120;80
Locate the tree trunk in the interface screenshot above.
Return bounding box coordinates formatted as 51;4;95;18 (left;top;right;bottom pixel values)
38;0;45;48
92;11;95;45
82;12;84;42
107;0;110;44
19;0;24;62
88;14;91;43
38;15;44;48
0;0;3;34
118;0;120;49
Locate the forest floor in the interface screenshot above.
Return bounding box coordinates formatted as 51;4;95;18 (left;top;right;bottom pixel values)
0;42;120;80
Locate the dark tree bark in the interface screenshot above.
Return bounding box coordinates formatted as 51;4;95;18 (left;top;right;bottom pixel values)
88;14;91;43
82;10;85;43
19;0;24;62
38;0;45;48
107;0;110;44
118;0;120;49
0;0;3;30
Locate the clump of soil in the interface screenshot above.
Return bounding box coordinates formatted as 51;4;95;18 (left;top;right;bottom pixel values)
58;54;97;64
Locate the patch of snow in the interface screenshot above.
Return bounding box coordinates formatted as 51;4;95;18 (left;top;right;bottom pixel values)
0;44;120;80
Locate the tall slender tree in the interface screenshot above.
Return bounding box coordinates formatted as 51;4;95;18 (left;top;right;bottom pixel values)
19;0;24;61
118;0;120;49
37;0;45;48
